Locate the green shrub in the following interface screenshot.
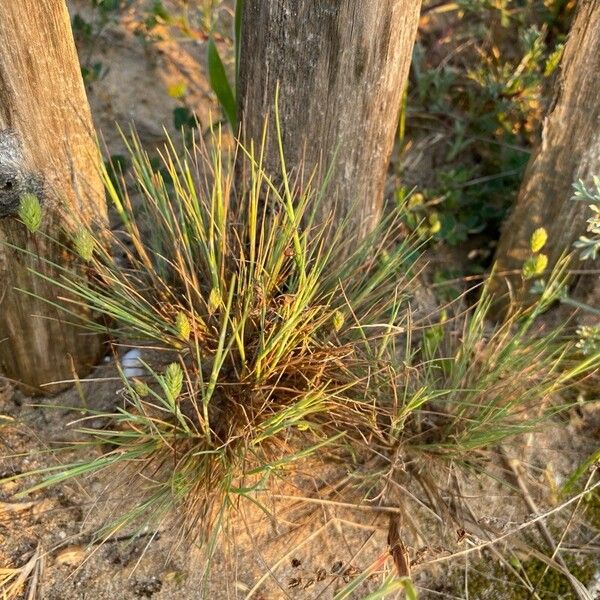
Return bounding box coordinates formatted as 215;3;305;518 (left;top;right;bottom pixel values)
404;0;574;248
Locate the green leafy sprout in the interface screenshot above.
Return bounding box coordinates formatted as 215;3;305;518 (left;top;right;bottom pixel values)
206;0;243;129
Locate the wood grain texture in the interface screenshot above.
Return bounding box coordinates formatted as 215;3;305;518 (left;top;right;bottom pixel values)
0;0;106;393
238;0;422;239
492;0;600;308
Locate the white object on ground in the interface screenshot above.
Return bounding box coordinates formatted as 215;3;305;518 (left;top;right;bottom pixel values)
121;349;145;378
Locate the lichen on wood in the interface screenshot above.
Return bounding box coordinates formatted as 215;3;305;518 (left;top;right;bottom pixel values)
0;129;42;218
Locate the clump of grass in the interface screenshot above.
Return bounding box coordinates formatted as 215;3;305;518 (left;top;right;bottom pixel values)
10;125;423;542
6;124;599;593
357;259;599;483
421;273;598;456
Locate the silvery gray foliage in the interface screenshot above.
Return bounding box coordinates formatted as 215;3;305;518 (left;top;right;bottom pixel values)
576;325;600;355
572;177;600;261
572;177;600;355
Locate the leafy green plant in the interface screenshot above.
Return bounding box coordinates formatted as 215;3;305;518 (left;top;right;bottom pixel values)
142;0;171;31
572;177;600;261
206;0;243;129
405;0;574;248
207;38;237;129
172;106;199;131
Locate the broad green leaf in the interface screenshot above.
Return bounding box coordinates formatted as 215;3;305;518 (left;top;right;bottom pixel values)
207;38;237;129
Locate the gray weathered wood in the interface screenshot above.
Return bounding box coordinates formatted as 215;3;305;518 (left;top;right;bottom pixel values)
492;0;600;309
237;0;422;239
0;0;106;393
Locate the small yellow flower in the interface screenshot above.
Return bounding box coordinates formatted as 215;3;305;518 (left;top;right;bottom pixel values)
429;212;441;234
522;253;548;279
534;253;548;274
530;228;548;253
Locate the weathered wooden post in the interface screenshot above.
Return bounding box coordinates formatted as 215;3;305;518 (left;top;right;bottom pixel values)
238;1;422;239
0;0;107;393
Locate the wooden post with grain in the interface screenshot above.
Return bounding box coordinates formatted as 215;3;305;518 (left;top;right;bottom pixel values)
0;1;107;393
237;0;422;239
491;0;600;311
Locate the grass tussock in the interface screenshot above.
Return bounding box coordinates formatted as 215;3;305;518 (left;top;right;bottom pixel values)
5;125;599;562
11;125;424;540
402;265;599;460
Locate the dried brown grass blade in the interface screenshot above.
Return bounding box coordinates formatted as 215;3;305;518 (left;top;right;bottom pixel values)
388;514;411;578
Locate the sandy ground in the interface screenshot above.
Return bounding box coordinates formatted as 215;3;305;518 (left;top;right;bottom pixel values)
72;0;221;153
2;355;599;599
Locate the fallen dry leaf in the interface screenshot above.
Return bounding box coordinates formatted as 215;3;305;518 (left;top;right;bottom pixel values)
55;545;86;566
